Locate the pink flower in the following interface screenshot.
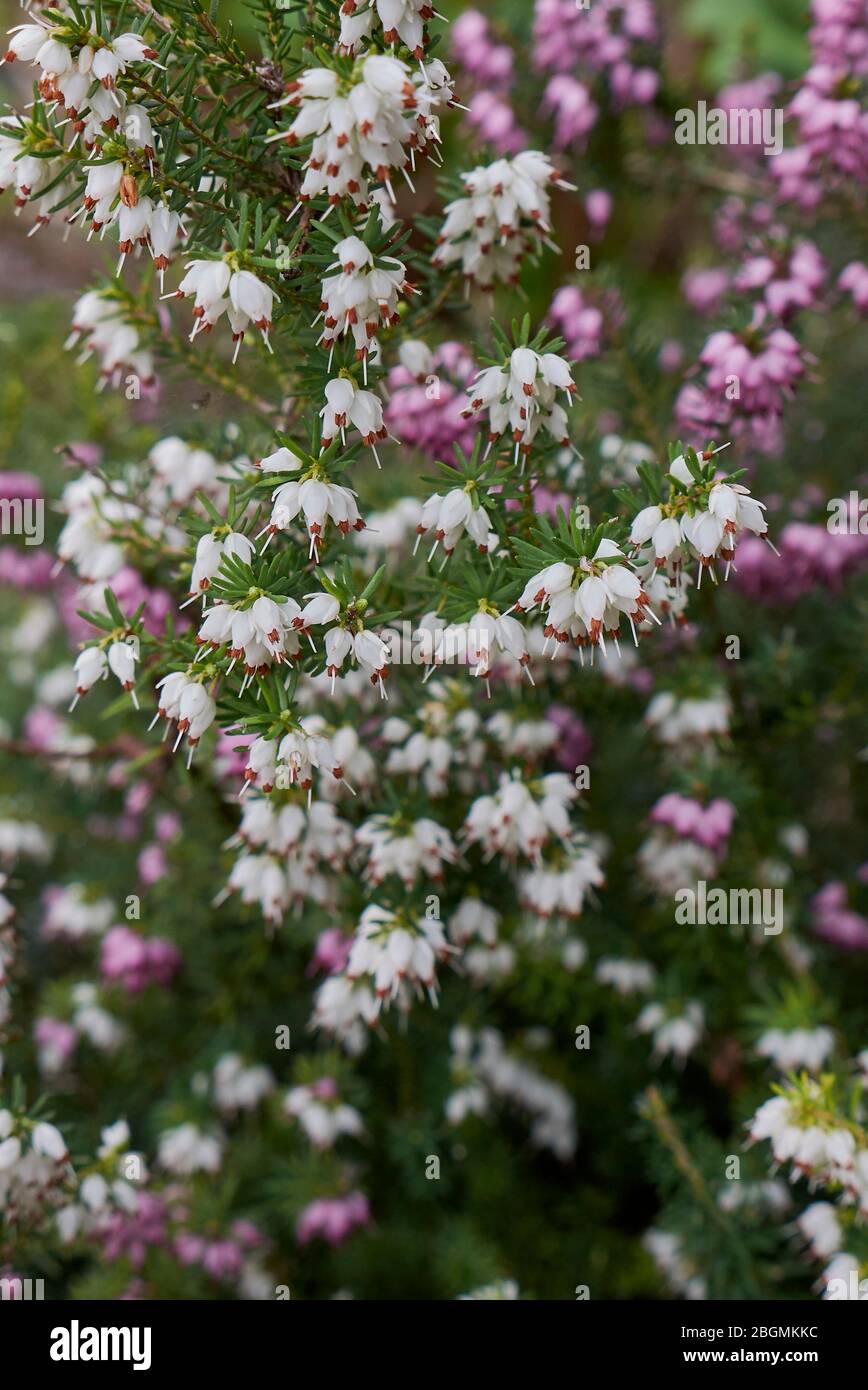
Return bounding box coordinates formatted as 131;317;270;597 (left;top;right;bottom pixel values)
385;342;477;461
296;1192;370;1247
310;1076;338;1101
34;1016;77;1072
0;471;41;503
839;261;868;313
544;704;592;772
201;1239;243;1279
650;793;735;852
23;706;64;750
547;285;605;362
682;268;730;316
100;1193;169;1267
0;547;53;589
542;75;598;149
155;812;182;842
451;11;514;90
101;925;181;992
733;241;825;319
465;90;528;156
585;189;612;234
308;927;352;976
812;880;868;950
138;843;168;886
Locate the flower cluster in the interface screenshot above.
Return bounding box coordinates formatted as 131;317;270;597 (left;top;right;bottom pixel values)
273;55;454;210
447;1026;576;1160
463;344;576;462
433;153;574;290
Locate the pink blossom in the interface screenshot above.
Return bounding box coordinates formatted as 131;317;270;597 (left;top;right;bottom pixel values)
650;793;736;852
100;1192;169;1267
385;342;477;461
812;881;868;950
138;843;168;886
542;75;598;149
34;1016;77;1071
23;706;64;750
0;547;53;589
682;268;730;316
155;812;182;842
308;927;352;976
296;1191;370;1247
839;261;868;312
0;471;41;503
585;189;612;235
733;241;825;319
101;925;181;992
466;90;528;156
544;705;592;773
451;11;514;90
547;285;604;362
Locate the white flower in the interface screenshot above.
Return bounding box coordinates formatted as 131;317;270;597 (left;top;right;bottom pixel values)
285;1080;363;1148
98;1119;131;1158
756;1026;835;1074
519;837;605;919
416;488;497;560
458;1279;521;1301
107;640;139;707
32;1121;68;1161
464;771;577;862
798;1202;842;1260
636;1001;704;1063
148;203;184;286
399;339;434;379
316;240;411;367
320;377;387;460
267;473;364;558
242;737;279;794
356;815;457;887
447;1027;576;1160
70;646;107;707
273;719;348;794
464;345;576;463
516;542;650;654
177;682;216;747
213;1054;274;1113
90;32;160;89
643;1230;707;1300
0;1135;21;1170
343;903;455;1013
4;25;48;65
435;152;575;290
595;958;656;995
311;974;379;1052
644;689;731;743
174;260;276;356
630;461;770;587
271;55;453;214
157;1122;222;1175
448;898;500;948
66;290;155;389
117;195;153;257
352;629;390;696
